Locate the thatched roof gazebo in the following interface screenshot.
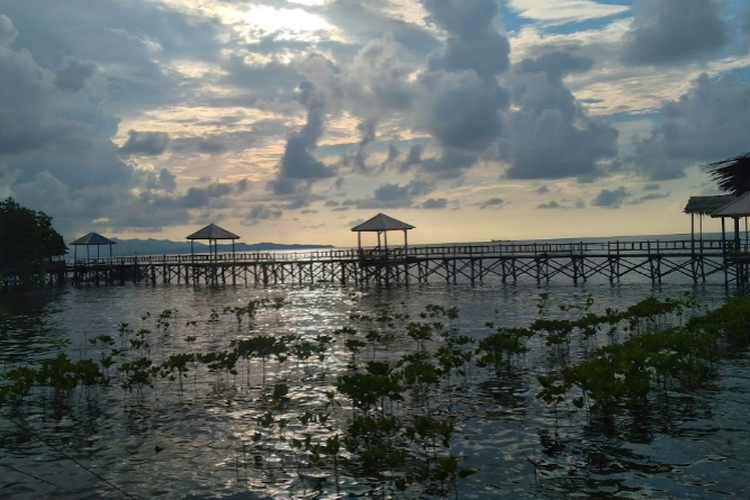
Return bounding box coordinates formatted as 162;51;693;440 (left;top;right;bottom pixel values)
684;194;736;242
710;192;750;250
351;213;415;259
684;193;750;251
69;232;117;261
186;223;240;261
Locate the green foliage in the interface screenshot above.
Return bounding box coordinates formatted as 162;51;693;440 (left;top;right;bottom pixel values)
0;197;67;286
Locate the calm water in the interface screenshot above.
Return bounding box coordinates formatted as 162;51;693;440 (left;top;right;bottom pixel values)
1;276;748;499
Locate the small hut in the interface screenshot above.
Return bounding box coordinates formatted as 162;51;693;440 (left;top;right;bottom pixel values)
69;232;117;262
710;192;750;251
684;194;736;243
351;213;414;260
186;223;240;262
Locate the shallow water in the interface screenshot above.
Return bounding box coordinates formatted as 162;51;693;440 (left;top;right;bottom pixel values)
1;280;747;499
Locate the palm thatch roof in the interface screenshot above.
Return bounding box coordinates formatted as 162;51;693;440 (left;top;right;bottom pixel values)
351;213;415;232
706;152;750;195
684;195;736;215
186;223;239;240
710;192;750;218
69;232;117;246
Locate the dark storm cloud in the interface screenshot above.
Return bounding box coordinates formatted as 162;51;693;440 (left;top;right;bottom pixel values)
270;80;336;195
622;0;728;65
503;52;618;180
479;198;505;209
592;187;631;208
55;57;96;93
119;130;170;156
629;73;750;180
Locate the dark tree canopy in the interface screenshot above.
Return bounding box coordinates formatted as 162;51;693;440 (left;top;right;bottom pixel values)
706;152;750;195
0;197;67;278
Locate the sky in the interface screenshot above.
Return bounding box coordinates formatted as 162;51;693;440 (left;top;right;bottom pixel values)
2;0;750;248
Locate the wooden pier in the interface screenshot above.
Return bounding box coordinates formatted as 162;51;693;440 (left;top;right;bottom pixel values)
27;238;750;288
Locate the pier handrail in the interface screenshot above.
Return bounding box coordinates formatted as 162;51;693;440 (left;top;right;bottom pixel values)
64;238;734;267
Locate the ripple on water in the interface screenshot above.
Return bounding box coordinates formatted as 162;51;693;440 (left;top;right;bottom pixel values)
1;281;748;499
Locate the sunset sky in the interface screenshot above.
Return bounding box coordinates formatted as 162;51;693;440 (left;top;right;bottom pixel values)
2;0;750;248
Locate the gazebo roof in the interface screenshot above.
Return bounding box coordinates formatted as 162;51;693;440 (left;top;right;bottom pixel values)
69;232;117;246
683;195;736;215
710;192;750;218
186;223;240;240
351;213;415;232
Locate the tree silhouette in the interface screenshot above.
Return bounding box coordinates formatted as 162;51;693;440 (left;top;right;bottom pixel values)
0;197;67;285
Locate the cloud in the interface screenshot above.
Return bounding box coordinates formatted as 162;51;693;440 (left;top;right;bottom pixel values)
55;57;96;93
270;78;336;195
622;0;728;65
425;0;511;78
629;72;750;180
480;197;505;209
0;14;18;46
503;51;618;180
119;130;170;156
629;192;670;204
420;198;447;209
506;0;630;25
591;187;631;208
418;70;508;153
402;0;511;177
643;183;661;191
352;179;433;209
246;205;283;225
536;200;563;209
158;168;177;192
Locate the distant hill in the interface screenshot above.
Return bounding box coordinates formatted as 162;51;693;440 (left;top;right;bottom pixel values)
103;238;335;256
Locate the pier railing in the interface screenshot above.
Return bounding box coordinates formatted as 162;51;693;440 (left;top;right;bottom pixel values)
65;238;733;266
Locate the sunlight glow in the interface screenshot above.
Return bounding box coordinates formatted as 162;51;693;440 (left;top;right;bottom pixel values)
236;6;333;41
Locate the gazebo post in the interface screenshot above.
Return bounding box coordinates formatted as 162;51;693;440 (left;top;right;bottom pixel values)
691;214;695;254
734;217;741;250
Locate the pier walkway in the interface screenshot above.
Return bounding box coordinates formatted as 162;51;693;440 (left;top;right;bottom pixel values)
28;238;750;287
